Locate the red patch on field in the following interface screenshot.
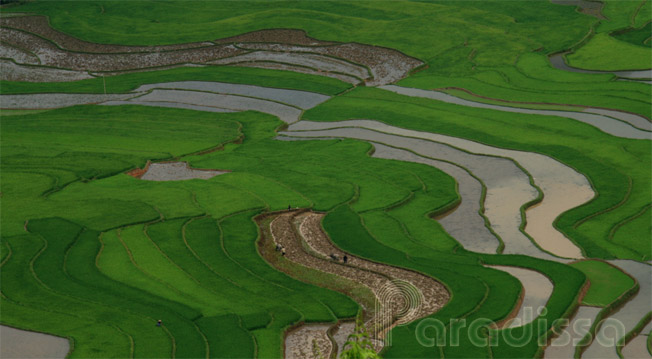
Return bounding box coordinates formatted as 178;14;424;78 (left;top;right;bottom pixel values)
126;168;147;178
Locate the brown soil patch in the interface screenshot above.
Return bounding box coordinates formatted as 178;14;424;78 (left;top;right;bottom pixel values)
1;18;423;85
125;167;147;179
214;29;336;46
237;42;423;85
0;27;246;72
256;210;449;357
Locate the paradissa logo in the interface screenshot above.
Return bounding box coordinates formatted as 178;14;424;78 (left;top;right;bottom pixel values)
414;307;625;348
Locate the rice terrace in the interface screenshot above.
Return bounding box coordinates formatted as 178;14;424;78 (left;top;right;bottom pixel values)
0;0;650;358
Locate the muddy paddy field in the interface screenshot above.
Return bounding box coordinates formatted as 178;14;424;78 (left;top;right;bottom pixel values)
1;1;650;358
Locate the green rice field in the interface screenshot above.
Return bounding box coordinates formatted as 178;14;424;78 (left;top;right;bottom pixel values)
1;1;650;358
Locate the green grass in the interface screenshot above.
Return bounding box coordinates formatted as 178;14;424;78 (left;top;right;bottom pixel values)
596;0;648;34
401;53;651;117
567;33;652;71
302;86;651;260
569;260;636;307
1;2;650;358
0;105;242;236
611;205;652;260
2;0;593;66
613;22;652;47
0;66;352;96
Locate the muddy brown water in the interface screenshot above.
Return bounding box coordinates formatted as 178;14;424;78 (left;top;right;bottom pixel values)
367;143;500;254
583;260;652;359
487;265;554;328
543;306;602;359
282;122;575;261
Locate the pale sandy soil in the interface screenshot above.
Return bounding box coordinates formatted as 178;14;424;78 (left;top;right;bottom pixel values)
0;325;69;359
380;85;652;140
139;162;226;181
544;306;602;359
264;211;448;357
284;324;333;359
0;19;420;86
487;265;554;328
584;261;652;359
0;27;245;72
1;59;94;82
210;51;371;81
0;93;139;109
332;322;356;357
236;42;423;86
0;44;40;65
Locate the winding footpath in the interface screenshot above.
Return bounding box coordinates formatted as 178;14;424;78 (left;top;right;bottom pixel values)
266;211;449;357
2;50;650;357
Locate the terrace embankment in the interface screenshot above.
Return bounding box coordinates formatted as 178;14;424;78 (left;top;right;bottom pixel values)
2;81;329;124
583;260;652;359
257;210;449;358
486;265;554;328
380;85;652;140
281;120;592;261
0;16;423;85
549;53;652;82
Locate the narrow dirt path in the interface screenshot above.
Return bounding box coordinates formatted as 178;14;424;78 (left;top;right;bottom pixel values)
262;210;449;358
